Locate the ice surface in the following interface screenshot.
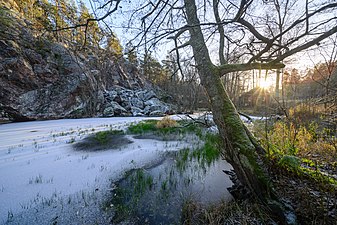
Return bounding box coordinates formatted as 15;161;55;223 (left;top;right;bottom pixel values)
0;117;201;224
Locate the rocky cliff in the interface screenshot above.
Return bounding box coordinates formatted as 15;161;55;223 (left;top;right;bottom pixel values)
0;11;173;122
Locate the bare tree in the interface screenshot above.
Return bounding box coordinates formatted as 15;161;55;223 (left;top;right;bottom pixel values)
180;2;336;222
308;34;337;112
66;0;337;223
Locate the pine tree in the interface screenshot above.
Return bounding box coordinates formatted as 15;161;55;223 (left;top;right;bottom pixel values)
105;35;123;57
77;0;101;46
125;42;138;64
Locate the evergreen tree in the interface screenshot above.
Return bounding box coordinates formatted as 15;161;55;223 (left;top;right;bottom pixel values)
77;0;101;46
125;42;138;65
105;35;123;57
140;53;167;84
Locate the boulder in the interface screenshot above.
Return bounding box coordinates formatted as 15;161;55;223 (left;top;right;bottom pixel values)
18;90;38;111
23;49;43;64
103;107;115;117
143;98;170;115
137;90;157;101
103;102;127;117
117;88;133;103
131;106;144;117
50;43;82;74
121;101;132;111
104;90;118;102
149;110;165;116
130;97;144;109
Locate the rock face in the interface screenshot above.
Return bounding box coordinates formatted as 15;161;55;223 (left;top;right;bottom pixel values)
0;16;173;121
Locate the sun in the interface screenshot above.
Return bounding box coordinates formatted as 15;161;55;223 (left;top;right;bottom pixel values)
259;79;273;89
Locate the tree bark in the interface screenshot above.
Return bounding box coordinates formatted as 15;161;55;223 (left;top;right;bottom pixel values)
183;0;296;224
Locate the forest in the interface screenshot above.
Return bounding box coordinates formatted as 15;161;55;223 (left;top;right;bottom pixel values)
0;0;337;224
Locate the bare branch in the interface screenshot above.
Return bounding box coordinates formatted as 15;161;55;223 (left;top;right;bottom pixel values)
213;0;226;64
274;25;337;62
218;62;285;75
237;18;272;43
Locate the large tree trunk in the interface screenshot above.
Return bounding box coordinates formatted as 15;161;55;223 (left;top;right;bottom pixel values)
183;0;296;224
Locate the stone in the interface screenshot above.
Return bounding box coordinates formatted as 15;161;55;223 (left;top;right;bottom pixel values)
23;49;43;64
104;90;118;101
103;107;115;117
143;98;171;115
103;101;128;117
144;98;161;106
18;90;38;108
137;90;157;101
121;102;132;111
131;106;144;117
130;97;144;109
149;110;165;116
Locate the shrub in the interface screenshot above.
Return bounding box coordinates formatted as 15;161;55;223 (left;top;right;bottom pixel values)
288;103;325;123
156;116;178;129
263;121;299;156
278;155;301;172
258;121;337;164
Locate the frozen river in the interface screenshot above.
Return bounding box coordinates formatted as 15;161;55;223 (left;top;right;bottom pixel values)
0;115;240;224
0;116;205;224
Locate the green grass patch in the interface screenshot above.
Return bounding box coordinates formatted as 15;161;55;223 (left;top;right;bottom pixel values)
299;167;337;185
181;122;203;137
278;155;301;172
74;129;130;151
94;129;124;145
272;154;337;185
176;133;222;172
130;169;154;195
193;133;221;165
127;119;204;138
254;119;337;186
176;148;190;172
127;120;158;134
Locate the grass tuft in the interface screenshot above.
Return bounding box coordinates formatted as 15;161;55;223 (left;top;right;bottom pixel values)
156;116;178;129
74;129;129;151
181;199;270;225
127;120;158;134
94;130;124;145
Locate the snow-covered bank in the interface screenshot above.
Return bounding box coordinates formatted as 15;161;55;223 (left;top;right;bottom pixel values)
0;117;202;224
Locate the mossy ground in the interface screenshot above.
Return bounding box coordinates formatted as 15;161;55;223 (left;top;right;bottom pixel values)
253;115;337;224
73;129;132;151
